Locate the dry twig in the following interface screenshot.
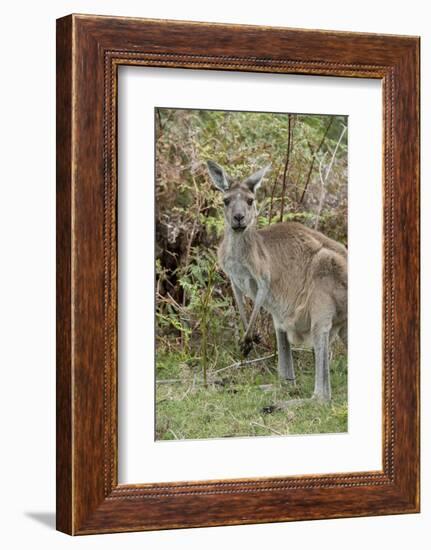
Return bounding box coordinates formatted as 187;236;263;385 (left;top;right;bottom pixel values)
279;114;294;222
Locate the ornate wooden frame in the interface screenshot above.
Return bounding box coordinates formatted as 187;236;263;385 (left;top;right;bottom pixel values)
56;14;420;535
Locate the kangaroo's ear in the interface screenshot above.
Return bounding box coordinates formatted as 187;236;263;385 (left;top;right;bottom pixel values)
206;160;231;192
244;164;271;193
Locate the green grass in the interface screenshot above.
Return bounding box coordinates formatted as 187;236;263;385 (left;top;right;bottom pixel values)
155;342;348;441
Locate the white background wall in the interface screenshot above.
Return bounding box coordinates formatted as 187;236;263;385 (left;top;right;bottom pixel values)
0;1;427;548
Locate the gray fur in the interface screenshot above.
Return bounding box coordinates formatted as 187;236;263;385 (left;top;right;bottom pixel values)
207;160;348;402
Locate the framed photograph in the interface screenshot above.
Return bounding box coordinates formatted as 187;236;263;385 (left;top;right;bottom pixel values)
56;14;420;535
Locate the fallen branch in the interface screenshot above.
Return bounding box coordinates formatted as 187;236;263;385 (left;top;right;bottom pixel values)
211;353;276;376
156;349;312;385
156;354;276;384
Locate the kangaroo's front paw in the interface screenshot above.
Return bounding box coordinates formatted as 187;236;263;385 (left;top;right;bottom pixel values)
240;333;261;357
240;336;253;357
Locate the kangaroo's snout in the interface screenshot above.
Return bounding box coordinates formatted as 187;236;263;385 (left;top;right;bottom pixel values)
232;212;246;230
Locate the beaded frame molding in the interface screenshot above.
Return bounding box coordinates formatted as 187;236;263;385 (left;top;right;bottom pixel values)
56;14;420;535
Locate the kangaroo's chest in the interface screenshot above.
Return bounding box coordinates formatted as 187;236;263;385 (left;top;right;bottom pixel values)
223;257;257;299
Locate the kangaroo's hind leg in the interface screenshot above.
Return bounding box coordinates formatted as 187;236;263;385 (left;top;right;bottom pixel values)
312;328;331;401
310;292;335;402
275;326;295;384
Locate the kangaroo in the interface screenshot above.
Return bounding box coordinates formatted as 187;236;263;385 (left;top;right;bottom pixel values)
207;160;347;403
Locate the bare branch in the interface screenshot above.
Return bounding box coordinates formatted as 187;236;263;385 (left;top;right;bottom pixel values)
299;117;333;205
279;114;294;222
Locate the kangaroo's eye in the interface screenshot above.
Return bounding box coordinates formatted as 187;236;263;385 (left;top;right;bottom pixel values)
223;198;230;206
247;198;254;206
